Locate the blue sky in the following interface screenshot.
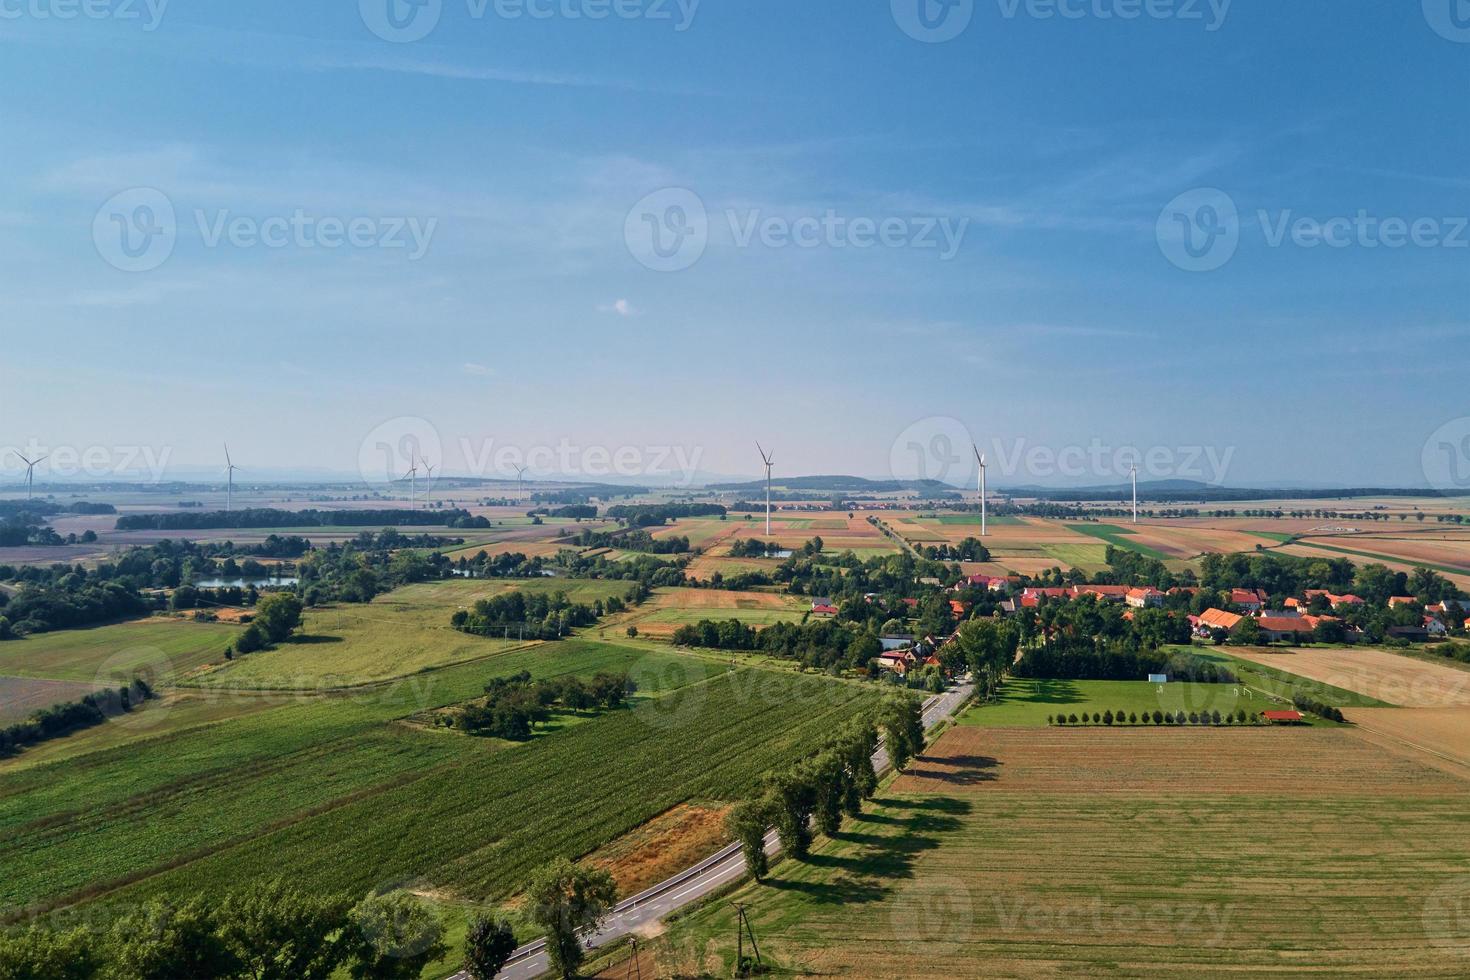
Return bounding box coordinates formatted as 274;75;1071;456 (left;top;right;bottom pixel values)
1;0;1467;489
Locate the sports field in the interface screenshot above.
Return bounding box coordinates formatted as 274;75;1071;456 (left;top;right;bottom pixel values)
640;726;1470;976
956;677;1314;726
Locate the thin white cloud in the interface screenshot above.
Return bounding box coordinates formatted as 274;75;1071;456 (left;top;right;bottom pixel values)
598;299;638;317
463;362;494;376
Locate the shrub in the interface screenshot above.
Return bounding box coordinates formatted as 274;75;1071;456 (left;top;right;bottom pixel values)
1067;713;1078;724
1152;710;1164;725
1102;710;1114;726
1128;712;1138;725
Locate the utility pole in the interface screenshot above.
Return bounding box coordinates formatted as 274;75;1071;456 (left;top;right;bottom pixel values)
734;903;762;977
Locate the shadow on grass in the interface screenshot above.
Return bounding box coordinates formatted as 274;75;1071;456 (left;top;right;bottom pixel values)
764;797;971;906
285;634;344;645
905;754;1002;785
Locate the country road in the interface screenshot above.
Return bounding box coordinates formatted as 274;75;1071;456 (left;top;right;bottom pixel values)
452;679;975;980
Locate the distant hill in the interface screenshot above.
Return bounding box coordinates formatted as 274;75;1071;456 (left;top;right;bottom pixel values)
706;475;956;494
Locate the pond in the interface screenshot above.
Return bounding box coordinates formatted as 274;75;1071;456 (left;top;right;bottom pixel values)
193;576;300;588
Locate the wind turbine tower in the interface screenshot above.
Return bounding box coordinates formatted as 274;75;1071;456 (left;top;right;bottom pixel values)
12;452;46;501
224;445;241;513
973;445;988;537
1131;464;1139;524
420;455;436;507
756;443;774;536
402;459;419;509
515;465;528;497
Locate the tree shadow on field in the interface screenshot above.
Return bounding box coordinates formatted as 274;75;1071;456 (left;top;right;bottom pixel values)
904;754;1002;786
1025;679;1083;705
285;634;344;645
766;798;971;907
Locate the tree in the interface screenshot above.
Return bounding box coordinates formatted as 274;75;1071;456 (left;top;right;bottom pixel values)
726;799;771;881
525;859;618;980
235;622;268;655
625;625;638;639
0;926;103;980
109;895;239;979
463;916;518;980
217;878;355;980
764;768;817;860
880;696;925;772
254;592;304;644
344;893;447;980
1229;616;1261;646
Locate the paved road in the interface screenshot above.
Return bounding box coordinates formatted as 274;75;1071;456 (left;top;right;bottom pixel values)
452;680;974;980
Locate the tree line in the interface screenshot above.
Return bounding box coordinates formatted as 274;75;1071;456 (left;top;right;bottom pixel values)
445;670;636;739
0;679;153;757
116;508;492;531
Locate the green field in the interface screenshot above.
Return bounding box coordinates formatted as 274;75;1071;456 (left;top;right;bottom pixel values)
1065;523;1171;560
0;619;240;682
1041;543;1111;570
956;677;1316;726
189;578;633;690
646;788;1470;976
922;514;1024;527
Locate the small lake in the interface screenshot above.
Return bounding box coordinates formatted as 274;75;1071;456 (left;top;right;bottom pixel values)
193;577;300;588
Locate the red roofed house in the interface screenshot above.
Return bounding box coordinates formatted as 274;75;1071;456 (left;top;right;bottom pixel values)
1230;588;1268;613
1262;710;1303;725
1256;616;1315;644
949;599;970;617
1126;587;1165;609
1388;596;1419;609
1074;585;1131;602
1331;593;1365;608
1198;608;1244;633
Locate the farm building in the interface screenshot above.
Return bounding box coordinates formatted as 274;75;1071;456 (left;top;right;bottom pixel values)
1262;710;1304;725
1256;616;1315;643
1199;608;1244;632
1230;588;1269;613
1126;587;1165;609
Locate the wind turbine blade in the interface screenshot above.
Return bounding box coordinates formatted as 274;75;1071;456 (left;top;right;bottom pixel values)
34;457;47;466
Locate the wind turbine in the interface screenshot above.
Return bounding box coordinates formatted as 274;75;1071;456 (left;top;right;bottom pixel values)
224;444;241;513
400;459;419;509
1131;463;1139;524
756;443;774;536
973;445;988;537
12;452;46;501
515;465;528;497
419;454;436;507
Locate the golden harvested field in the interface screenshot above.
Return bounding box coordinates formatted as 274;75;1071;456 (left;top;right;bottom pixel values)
892;725;1464;797
619;587;808;639
585;803;731;898
1228;647;1470;708
1342;707;1470;772
650;723;1470;978
683;554;781;582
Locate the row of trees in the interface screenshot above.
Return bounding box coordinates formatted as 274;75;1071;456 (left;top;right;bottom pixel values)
1052;708;1259;726
0;679;153;757
563;527;690;554
0;860;623;980
725;699;924;880
227;593;305;658
1013;644;1237;684
115;508;491;531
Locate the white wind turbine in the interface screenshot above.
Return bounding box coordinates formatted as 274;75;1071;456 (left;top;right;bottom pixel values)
756;443;774;536
1131;463;1139;524
515;465;528;497
12;452;47;501
401;458;419;509
973;444;988;537
224;444;241;513
419;454;436;507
